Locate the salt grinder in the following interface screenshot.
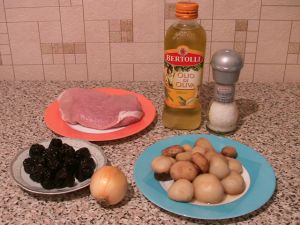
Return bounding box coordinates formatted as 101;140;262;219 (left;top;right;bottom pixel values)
207;49;243;134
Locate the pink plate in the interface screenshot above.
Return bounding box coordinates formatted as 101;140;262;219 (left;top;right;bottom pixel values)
44;88;156;141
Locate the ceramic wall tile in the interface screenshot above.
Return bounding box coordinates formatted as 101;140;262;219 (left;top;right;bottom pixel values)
134;64;163;81
85;20;109;43
8;22;42;64
247;20;259;31
0;0;299;82
1;55;12;65
197;0;213;19
111;64;133;81
256;21;291;64
285;65;300;82
42;54;53;64
0;23;7;33
60;6;85;43
262;0;300;5
4;0;59;8
83;0;132;20
133;0;164;42
75;54;86;64
111;43;163;64
0;65;14;79
212;20;235;42
39;22;62;43
202;63;210;82
59;0;71;7
0;34;9;44
290;22;300;43
211;42;234;56
254;64;285;82
201;20;213;31
53;53;64;64
286;54;298;65
64;54;75;64
0;1;6;22
246;32;258;43
244;53;256;64
6;7;60;22
0;45;10;54
204;42;211;64
65;64;87;80
239;64;254;82
214;0;261;19
71;0;82;6
86;43;111;80
14;65;44;80
261;6;300;20
44;65;66;80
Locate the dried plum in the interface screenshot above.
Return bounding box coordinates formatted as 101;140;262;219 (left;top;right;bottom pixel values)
29;164;45;182
75;147;91;159
23;158;36;174
80;157;96;171
29;144;45;158
64;158;79;174
54;167;71;188
49;138;63;150
23;138;96;189
41;179;55;189
46;156;61;171
64;147;75;159
75;167;94;182
65;175;75;187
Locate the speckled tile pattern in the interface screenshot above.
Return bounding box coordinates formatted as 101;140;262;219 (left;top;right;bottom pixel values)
0;81;299;225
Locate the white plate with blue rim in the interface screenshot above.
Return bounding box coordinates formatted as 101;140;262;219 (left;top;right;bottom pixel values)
134;134;276;219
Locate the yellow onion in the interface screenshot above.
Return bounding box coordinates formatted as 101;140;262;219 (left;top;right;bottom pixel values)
90;166;128;205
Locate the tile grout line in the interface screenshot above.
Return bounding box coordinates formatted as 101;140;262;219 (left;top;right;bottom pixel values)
208;0;215;82
243;20;248;76
132;0;134;81
58;3;67;80
37;22;46;80
283;21;294;82
108;20;112;82
253;0;263;82
2;0;16;80
80;0;89;81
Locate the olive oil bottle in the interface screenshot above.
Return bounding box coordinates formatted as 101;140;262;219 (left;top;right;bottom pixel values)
163;1;206;130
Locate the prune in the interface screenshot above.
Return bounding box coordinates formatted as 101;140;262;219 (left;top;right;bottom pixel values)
64;158;79;174
75;148;91;159
32;156;46;166
23;158;36;174
80;157;96;170
41;179;56;189
29;144;45;158
46;156;61;171
64;147;75;159
75;167;94;182
30;165;45;182
54;167;72;188
65;175;75;187
44;148;59;159
23;139;96;189
49;138;63;150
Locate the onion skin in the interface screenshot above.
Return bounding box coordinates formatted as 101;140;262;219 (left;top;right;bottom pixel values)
90;166;128;205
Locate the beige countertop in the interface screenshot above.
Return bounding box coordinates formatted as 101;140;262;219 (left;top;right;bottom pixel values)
1;81;299;225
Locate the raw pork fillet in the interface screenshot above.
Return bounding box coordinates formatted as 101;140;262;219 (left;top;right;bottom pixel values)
58;88;144;129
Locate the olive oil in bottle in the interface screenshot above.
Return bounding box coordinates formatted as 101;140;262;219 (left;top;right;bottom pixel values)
163;2;206;130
